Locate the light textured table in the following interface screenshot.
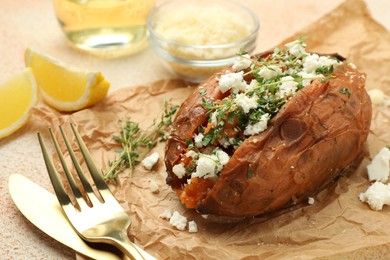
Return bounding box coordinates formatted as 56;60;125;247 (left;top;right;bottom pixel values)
0;0;389;259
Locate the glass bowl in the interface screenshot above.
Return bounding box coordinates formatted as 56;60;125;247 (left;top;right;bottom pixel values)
147;0;259;83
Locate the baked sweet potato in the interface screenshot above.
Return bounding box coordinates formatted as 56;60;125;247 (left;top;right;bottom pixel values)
164;39;372;218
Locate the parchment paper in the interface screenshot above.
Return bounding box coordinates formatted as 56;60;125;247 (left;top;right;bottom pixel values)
30;0;390;258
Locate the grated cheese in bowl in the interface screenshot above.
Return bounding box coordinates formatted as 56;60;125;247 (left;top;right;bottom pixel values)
147;0;259;82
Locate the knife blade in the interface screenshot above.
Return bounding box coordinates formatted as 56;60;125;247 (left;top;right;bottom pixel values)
8;173;156;260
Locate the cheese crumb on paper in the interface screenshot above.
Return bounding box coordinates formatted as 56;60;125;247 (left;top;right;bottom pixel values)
169;211;188;231
149;179;159;193
367;147;390;182
141;152;159;170
359;181;390;211
159;209;172;220
160;210;198;233
359;147;390;211
368;88;390;106
188;221;198;233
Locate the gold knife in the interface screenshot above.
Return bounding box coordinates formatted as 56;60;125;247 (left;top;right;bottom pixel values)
8;173;156;260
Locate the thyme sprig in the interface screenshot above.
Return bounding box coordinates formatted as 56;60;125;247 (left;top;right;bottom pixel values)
103;100;178;182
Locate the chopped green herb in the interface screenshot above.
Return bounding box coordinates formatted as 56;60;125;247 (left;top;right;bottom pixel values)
315;65;334;75
201;132;214;147
298;35;308;43
185;165;193;173
185;138;194;148
340;88;351;97
227;112;235;125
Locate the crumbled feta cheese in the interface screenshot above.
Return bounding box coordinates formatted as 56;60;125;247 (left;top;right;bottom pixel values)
298;71;323;86
318;56;340;67
303;54;340;74
188;220;198;233
141;152;159;170
160;209;199;233
278;76;298;98
359;181;390;211
210;111;218;125
285;39;307;57
169;211;188;231
159;209;172;220
235;93;258;113
244;113;270;136
258;65;282;80
194;133;204;147
308;197;315;205
192;154;220;179
302;54;322;73
367;147;390;182
172;163;186;179
192;156;215;178
186;150;197;158
191;149;230;179
218;137;238;148
368;89;385;106
215;149;230;166
149;179;159;193
232;54;252;71
246;79;258;92
218;71;247;93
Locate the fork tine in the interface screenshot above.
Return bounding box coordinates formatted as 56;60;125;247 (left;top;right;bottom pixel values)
37;132;72;208
58;125;102;207
70;124;111;197
48;128;83;200
49;127;91;210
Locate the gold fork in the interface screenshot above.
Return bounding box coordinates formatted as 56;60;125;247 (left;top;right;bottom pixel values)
37;124;152;260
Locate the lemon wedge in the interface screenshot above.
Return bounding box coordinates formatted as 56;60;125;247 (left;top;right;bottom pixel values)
24;49;110;112
0;68;38;139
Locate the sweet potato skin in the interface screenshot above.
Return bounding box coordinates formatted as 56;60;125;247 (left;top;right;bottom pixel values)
165;61;372;218
165;73;225;189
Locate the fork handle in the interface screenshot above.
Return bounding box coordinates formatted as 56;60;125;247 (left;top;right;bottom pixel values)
112;231;151;260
